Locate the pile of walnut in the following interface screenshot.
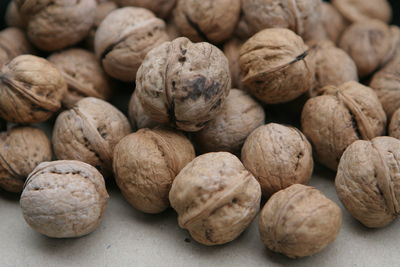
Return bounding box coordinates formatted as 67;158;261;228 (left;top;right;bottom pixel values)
1;0;399;259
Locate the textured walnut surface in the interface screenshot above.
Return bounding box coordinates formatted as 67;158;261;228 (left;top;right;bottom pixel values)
128;90;159;130
0;55;67;123
302;81;387;171
223;39;243;90
20;160;109;238
115;0;176;18
259;184;342;258
389;107;400;139
169;152;261;245
320;2;347;44
332;0;392;24
5;1;26;29
136;37;231;132
0;27;32;68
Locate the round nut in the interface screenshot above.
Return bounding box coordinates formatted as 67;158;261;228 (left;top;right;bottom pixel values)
0;27;33;69
259;184;342;258
302;81;387;170
0;55;67;123
5;1;27;29
136;37;231;132
320;2;347;44
240;28;315;104
95;7;169;82
0;127;51;193
128;90;159;130
20;160;109;238
114;0;176;18
52;97;131;176
169;152;261;245
223;39;243;90
48;48;112;108
336;137;400;228
113;128;195;214
389;108;400;139
332;0;392;24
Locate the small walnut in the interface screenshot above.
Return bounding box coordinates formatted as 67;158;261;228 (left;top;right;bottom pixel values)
136;37;231;132
0;55;67;123
173;0;240;43
302;81;387;170
320;2;347;44
114;0;176;18
242;123;313;197
113;128;195;214
0;127;51;193
193;89;265;154
339;20;400;78
223;39;243;90
332;0;392;24
128;90;159;130
53;97;131;176
240;28;315;104
5;1;26;29
48;48;112;108
0;27;33;68
336;137;400;228
259;184;342;258
389;108;400;139
95;7;169;82
20;160;109;238
169;152;261;245
15;0;97;51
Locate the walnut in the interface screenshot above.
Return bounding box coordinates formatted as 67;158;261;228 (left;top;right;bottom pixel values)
20;160;109;238
320;2;347;44
0;127;51;193
5;1;26;29
193;89;265;154
113;128;195;214
15;0;97;51
48;48;112;108
301;81;387;171
114;0;176;18
0;55;67;123
332;0;392;24
241;123;313;197
389;108;400;139
128;90;159;130
223;39;243;90
240;28;315;104
166;19;181;40
136;37;231;132
0;27;33;69
52;97;131;176
336;136;400;228
259;184;342;258
173;0;240;44
95;7;169;82
169;152;261;245
339;20;400;78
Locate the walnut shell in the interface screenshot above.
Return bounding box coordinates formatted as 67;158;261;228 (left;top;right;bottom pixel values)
193;89;265;154
320;2;347;44
95;7;169;82
52;97;131;176
0;127;51;193
336;137;400;228
242;123;313;197
114;0;176;18
5;1;26;29
0;27;33;69
113;128;195;214
339;20;400;78
169;152;261;245
223;39;243;90
20;160;109;238
166;19;181;40
136;37;231;132
240;28;315;104
332;0;392;24
301;81;387;171
15;0;97;51
0;55;67;123
259;184;342;258
128;90;159;130
173;0;240;44
48;48;112;108
389;108;400;139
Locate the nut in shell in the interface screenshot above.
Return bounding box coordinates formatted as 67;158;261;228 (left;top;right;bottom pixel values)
223;39;244;90
320;2;347;44
114;0;177;18
332;0;392;24
0;27;32;69
128;90;159;130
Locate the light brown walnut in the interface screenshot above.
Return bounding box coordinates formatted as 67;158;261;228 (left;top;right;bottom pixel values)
389;108;400;140
128;90;159;130
320;2;347;44
223;39;244;90
332;0;392;24
0;27;33;69
114;0;176;18
5;1;26;29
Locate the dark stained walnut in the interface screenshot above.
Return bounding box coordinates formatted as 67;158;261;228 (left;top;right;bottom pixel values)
332;0;392;24
114;0;176;18
0;27;33;69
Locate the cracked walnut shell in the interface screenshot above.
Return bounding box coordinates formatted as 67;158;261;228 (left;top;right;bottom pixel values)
0;27;32;69
169;152;261;246
259;184;342;258
20;160;109;238
114;0;176;18
332;0;392;24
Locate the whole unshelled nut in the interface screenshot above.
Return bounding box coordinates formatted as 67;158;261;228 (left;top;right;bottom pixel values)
53;97;131;176
320;2;347;44
5;1;26;29
173;0;240;44
223;39;243;90
136;37;231;132
332;0;392;24
15;0;97;51
242;123;313;197
301;81;387;170
113;128;195;214
240;28;315;104
48;48;112;108
336;137;400;228
0;27;33;69
389;108;400;140
20;160;109;238
193;89;265;154
95;7;169;82
259;184;342;258
169;152;261;245
0;55;67;123
114;0;176;18
0;127;51;193
128;90;159;130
